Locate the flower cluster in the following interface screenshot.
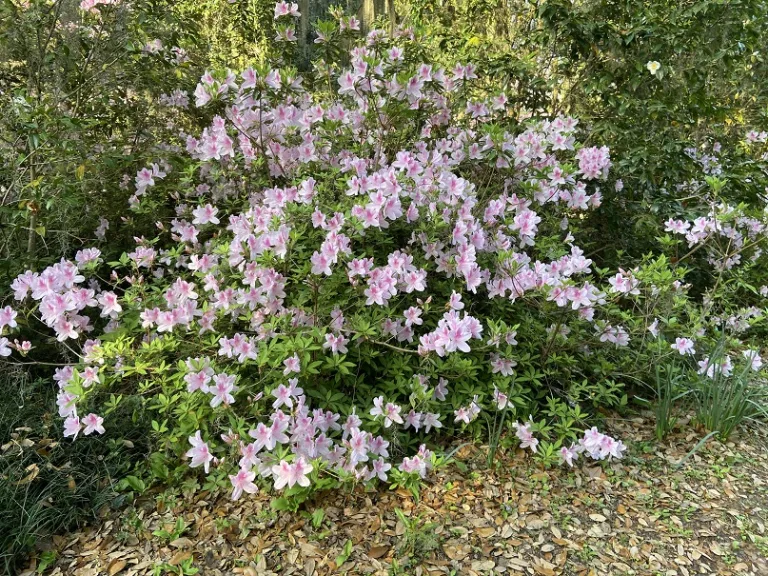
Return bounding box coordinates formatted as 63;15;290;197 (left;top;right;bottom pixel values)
559;428;626;467
10;12;768;505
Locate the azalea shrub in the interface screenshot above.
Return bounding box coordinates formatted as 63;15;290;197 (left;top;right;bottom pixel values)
1;6;767;506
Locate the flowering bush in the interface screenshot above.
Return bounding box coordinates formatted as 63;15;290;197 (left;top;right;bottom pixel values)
2;9;767;506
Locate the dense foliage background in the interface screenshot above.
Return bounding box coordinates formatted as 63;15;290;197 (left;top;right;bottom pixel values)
1;0;767;572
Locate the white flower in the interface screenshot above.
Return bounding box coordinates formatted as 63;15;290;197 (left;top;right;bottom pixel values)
646;61;661;75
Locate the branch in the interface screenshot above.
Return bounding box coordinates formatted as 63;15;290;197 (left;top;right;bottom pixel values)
355;334;421;355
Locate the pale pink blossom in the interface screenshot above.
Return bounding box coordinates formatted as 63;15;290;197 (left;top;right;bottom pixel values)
229;468;258;500
272;457;312;490
186;431;214;473
82;413;105;435
671;337;695;356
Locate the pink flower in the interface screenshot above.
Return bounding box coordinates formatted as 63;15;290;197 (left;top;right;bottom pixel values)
347;427;369;464
271;384;294;409
323;333;348;355
454;406;472;424
238;442;261;468
490;354;517;376
337;71;357;95
75;248;101;267
283;27;297;41
274;1;300;19
270;414;290;445
388;47;404;61
282;354;301;375
368;458;391;481
433;378;448;401
192;204;220;225
64;415;81;439
368;435;389;457
560;445;578;467
184;370;211;393
369;396;385;418
581;427;603;455
423;413;442;433
399;455;427;477
97;291;122;318
249;422;276;452
671;337;695;356
493;386;508;409
368;396;404;428
597;435;626;460
81;366;99;387
383;402;403;428
272;457;313;490
82;413;105;435
186;431;213;473
433;313;473;355
743;349;763;371
229;468;258;500
0;306;18;331
448;291;464;310
403;306;423;327
135;167;155;191
57;391;78;417
403;410;422;431
578;427;625;460
209;373;237;407
54;318;79;341
512;421;538;453
402;270;427;293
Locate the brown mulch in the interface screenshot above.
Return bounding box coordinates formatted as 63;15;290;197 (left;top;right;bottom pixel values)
27;416;768;576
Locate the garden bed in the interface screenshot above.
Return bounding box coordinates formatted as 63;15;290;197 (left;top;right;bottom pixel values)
29;416;768;576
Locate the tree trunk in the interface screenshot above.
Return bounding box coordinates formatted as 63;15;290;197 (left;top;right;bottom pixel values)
358;0;396;34
296;0;396;64
297;0;334;67
298;0;310;63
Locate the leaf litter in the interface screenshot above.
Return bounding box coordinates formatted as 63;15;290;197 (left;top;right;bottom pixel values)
24;416;768;576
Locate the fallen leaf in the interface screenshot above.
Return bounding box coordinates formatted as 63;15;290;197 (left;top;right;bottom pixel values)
367;546;389;559
532;557;556;576
16;463;39;485
299;542;321;557
169;538;194;549
526;517;546;530
443;542;470;561
169;551;192;566
471;560;495;571
108;559;127;575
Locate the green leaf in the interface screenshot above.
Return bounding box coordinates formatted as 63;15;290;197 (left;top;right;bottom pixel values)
271;498;293;512
336;539;353;567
